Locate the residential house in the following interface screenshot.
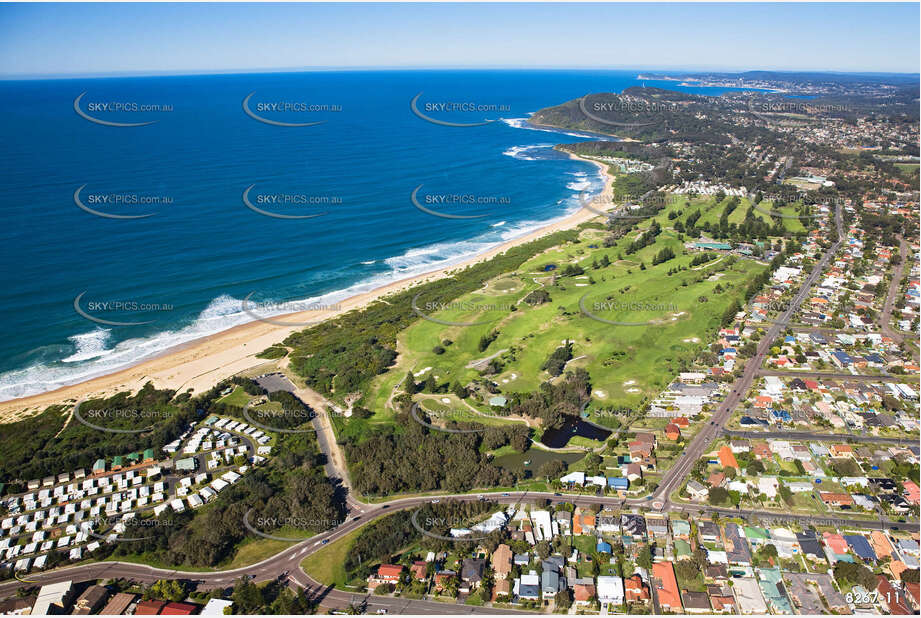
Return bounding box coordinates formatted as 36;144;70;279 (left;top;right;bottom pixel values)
597;576;624;607
624;574;649;604
652;562;682;613
492;544;513;579
368;564;404;592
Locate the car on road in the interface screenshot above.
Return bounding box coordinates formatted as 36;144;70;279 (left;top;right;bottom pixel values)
501;493;510;496
376;610;388;615
431;499;440;503
321;539;330;545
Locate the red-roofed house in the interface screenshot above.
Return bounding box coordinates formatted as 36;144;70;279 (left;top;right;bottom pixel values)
160;602;198;615
135;600;167;615
411;561;428;581
823;532;850;556
903;480;920;505
752;442;772;460
368;564;404;591
820;492;854;507
573;511;596;535
905;581;920;611
718;445;739;470
665;424;681;441
877;576;912;614
652;562;682;612
624;574;650;603
830;444;853;457
574;582;596;606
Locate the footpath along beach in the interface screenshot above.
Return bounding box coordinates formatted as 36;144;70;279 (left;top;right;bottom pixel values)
0;153;615;421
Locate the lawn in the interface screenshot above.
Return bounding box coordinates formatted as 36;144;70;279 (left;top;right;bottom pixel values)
217;386;254;408
356;200;766;433
301;528;361;588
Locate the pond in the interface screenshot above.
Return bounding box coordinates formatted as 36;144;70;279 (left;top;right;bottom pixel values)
539;417;612;448
493;449;584;474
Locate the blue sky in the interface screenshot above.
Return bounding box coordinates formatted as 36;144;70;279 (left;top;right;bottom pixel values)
0;3;917;77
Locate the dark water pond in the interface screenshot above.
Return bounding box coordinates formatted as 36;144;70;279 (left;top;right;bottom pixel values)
540;417;612;448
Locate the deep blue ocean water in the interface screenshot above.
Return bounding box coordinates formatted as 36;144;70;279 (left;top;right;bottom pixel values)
0;70;745;401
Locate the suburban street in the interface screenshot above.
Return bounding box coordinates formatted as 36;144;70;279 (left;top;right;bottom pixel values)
756;369;914;382
3;202;918;615
649;203;845;510
723;429;915;445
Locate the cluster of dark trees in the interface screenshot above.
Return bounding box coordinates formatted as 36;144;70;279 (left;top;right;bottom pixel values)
0;383;192;485
624;220;661;254
541;342;574;377
507;369;591;432
523;289;551;306
343;407;521;495
860;210;908;246
230;577;316;614
343;501;496;582
690;252;718;266
652;246;676;265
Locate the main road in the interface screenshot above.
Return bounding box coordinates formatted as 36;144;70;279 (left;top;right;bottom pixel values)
648;203;845;508
7;203;915;614
1;488;914;609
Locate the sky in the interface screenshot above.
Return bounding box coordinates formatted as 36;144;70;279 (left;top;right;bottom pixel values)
0;2;918;77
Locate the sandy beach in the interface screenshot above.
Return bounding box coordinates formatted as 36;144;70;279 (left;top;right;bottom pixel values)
0;153;615;422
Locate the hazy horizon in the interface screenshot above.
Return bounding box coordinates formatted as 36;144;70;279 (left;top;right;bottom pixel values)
1;3;918;77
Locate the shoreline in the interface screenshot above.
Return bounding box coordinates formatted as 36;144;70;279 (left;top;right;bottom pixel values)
0;153;615;421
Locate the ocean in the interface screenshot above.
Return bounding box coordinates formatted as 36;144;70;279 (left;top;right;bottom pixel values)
0;69;745;402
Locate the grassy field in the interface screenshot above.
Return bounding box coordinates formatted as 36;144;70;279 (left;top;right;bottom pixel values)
355;195;766;433
223;530;311;569
301;528;361;587
217;386;253;407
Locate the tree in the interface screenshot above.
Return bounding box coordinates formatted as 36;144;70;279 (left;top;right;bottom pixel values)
149;579;188;603
403;372;418;395
708;487;731;506
538;459;567;481
636;546;653;570
554;590;572;610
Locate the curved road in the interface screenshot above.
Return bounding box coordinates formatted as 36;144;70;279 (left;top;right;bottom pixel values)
7;203;917;614
2;489;915;604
